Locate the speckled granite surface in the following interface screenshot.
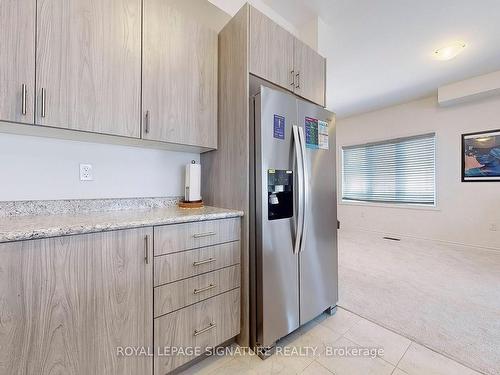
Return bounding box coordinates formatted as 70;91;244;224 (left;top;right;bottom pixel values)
0;197;182;218
0;205;243;243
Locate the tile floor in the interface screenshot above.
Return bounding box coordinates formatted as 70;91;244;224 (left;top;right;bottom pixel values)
180;307;484;375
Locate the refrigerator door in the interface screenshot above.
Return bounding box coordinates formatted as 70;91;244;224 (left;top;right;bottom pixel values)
254;86;300;348
297;100;338;324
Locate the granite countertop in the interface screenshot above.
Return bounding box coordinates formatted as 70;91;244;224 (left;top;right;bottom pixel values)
0;206;244;243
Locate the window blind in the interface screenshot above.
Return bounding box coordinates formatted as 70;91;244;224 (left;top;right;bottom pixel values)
342;133;436;205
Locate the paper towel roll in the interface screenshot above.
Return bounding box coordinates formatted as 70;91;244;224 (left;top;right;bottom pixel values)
185;162;201;202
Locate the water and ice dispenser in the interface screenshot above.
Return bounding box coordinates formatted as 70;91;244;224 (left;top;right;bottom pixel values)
267;169;293;220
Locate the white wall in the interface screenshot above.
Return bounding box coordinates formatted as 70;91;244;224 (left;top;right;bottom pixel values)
0;133;199;201
208;0;300;36
336;95;500;250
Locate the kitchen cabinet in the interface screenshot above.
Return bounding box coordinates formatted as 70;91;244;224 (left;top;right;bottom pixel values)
0;228;153;375
201;3;328;346
249;6;294;90
2;0;218;150
143;1;218;148
0;215;241;375
248;5;326;107
153;219;241;374
154;289;240;374
35;0;142;138
294;38;326;107
0;0;35;124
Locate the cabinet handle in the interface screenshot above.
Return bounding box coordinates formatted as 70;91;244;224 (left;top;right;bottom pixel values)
21;84;27;115
144;110;150;133
193;284;216;294
144;235;150;264
41;88;46;117
193;257;216;266
295;72;300;89
193;231;216;238
290;70;295;86
194;322;216;336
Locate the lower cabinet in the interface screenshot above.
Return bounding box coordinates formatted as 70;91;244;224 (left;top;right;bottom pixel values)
0;228;153;375
154;289;240;374
153;219;242;374
0;218;241;375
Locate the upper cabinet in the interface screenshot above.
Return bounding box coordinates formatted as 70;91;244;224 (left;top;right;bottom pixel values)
35;0;142;138
143;1;218;149
293;38;326;107
0;0;36;124
248;5;326;107
249;7;294;91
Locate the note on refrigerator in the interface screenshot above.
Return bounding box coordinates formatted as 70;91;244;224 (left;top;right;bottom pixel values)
318;120;329;150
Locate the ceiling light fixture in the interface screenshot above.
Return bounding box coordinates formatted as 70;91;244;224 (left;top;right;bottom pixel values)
434;41;466;61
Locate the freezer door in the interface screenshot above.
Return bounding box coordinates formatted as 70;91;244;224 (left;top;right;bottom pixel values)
254;86;300;348
297;101;338;324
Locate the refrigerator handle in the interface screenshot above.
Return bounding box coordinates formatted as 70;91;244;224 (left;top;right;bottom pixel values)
298;126;309;253
292;125;304;255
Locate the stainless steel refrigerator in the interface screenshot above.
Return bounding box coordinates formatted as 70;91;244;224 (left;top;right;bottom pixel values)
250;85;338;354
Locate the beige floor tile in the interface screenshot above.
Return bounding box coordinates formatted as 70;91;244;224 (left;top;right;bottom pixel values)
230;351;311;375
270;353;315;374
316;337;395;375
269;336;317;373
205;356;259;375
301;360;333;375
391;369;409;375
179;344;243;375
344;318;411;365
397;343;482;375
320;307;362;335
281;320;343;357
179;355;235;375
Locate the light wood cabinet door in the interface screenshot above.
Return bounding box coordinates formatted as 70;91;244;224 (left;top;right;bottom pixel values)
0;228;153;375
293;38;326;107
0;0;35;124
154;217;241;256
154;241;241;286
154;289;240;374
35;0;141;137
249;6;294;91
143;1;217;148
154;265;240;317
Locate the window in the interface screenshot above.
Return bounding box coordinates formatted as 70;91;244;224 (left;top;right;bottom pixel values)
342;133;436;205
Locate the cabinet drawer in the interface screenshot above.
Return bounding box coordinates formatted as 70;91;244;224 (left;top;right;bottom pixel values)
154;218;240;256
154;241;240;286
154;265;240;317
154;288;240;374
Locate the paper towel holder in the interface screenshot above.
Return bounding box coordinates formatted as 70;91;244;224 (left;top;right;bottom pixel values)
179;160;204;209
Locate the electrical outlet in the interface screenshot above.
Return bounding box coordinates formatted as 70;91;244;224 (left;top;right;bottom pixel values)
80;164;93;181
490;224;498;232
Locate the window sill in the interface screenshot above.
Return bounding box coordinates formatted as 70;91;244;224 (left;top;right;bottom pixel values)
339;200;440;211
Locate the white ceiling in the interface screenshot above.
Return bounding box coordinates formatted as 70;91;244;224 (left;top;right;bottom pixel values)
261;0;500;117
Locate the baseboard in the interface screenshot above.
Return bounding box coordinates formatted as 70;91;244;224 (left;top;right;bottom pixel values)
340;226;500;253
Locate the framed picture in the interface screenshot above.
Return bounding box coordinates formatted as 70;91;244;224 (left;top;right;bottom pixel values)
462;129;500;182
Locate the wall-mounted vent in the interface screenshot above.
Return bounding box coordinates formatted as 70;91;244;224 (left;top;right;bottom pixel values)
383;236;401;241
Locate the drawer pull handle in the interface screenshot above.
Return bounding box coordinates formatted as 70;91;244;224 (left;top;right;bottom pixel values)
21;84;27;115
144;235;150;264
193;258;216;266
193;231;217;238
193;284;216;294
194;322;216;336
